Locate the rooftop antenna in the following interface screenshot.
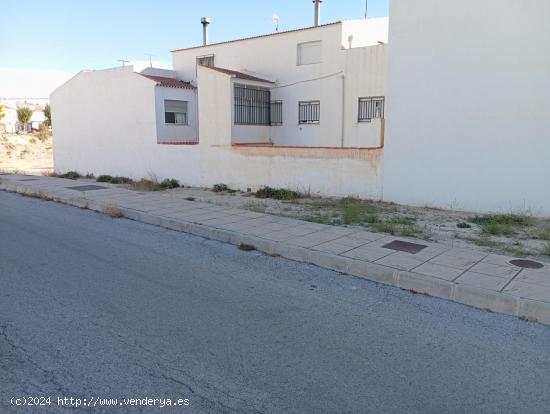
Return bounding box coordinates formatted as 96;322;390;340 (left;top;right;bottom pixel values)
364;0;368;18
118;59;130;67
145;53;155;68
272;14;280;32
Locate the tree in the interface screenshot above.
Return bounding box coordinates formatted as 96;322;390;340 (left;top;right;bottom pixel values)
16;106;33;125
0;104;4;121
43;103;51;127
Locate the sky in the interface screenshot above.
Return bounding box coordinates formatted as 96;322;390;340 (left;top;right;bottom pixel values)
0;0;389;98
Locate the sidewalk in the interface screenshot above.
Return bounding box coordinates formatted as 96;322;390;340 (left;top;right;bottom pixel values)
2;173;550;325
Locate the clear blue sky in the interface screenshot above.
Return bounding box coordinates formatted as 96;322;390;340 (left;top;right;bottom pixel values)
1;0;389;73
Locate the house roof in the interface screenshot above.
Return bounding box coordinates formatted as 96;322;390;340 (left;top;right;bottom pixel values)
140;74;196;90
202;66;274;83
172;21;342;52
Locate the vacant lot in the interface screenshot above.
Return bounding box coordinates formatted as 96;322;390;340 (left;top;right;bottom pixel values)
0;133;53;174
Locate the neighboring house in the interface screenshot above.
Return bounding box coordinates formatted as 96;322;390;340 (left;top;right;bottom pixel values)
51;1;550;216
0;105;17;133
51;17;388;200
0;100;48;132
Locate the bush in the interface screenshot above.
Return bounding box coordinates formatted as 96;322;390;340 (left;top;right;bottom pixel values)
96;175;113;182
160;178;180;189
212;183;229;192
456;222;472;229
52;171;81;180
16;107;33;125
110;176;132;184
255;186;302;200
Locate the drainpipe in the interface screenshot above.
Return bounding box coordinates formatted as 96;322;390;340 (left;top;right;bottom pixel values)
313;0;322;27
201;17;211;46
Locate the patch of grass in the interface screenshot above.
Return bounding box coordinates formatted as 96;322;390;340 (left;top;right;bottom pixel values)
457;235;503;249
481;222;514;236
371;221;397;235
160;178;180;189
129;179;162;192
255;186;302;200
456;222;472;229
535;228;550;241
542;244;550;257
303;215;334;225
390;216;417;225
342;205;360;224
51;171;81;180
470;213;533;227
96;175;113;183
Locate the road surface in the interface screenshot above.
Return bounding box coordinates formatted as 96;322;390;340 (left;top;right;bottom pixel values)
1;191;550;413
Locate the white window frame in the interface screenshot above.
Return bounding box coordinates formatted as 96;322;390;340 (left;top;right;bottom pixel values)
298;101;320;124
164;100;189;126
196;54;215;67
297;41;322;66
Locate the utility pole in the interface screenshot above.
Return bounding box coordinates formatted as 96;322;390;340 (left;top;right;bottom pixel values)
364;0;368;19
117;59;129;67
145;53;155;68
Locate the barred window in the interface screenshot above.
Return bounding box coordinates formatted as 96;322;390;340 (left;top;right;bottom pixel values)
234;84;271;125
270;101;283;126
358;97;385;122
164;100;188;125
298;101;320;124
196;54;215;67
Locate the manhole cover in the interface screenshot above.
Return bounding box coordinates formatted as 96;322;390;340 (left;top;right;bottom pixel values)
19;178;39;181
383;240;428;254
67;185;109;192
509;259;544;269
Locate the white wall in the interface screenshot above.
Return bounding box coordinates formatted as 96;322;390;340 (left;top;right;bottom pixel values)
341;18;389;49
51;66;200;184
197;65;384;198
174;20;388;148
385;0;550;216
155;87;197;143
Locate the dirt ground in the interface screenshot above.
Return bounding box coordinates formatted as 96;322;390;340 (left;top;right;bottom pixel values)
0;133;53;175
165;186;550;261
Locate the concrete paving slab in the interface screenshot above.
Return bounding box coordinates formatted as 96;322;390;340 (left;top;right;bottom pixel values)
411;262;465;281
429;252;484;270
342;245;394;262
469;262;521;279
456;271;511;291
375;252;426;271
503;281;550;302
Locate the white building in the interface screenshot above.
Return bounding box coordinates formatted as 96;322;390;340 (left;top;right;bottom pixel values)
384;0;550;216
51;1;550;216
52;17;389;199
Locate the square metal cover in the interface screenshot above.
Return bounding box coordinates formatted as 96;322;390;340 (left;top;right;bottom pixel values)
383;240;428;254
66;185;109;192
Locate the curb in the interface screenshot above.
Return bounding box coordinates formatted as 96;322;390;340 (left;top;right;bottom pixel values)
2;181;550;326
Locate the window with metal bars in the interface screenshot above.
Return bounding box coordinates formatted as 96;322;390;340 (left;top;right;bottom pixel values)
196;54;215;67
298;101;320;124
234;84;271;125
270;101;283;126
358;97;385;122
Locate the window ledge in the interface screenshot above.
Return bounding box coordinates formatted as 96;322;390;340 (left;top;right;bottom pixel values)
158;141;199;145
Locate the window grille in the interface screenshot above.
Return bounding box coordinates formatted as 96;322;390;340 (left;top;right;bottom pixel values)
358;97;385;122
234;84;271;125
298;101;320;124
270;101;283;125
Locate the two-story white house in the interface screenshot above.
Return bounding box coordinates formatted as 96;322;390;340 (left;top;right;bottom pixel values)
52;16;389;199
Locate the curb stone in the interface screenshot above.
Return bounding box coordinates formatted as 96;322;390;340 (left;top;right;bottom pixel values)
1;181;549;326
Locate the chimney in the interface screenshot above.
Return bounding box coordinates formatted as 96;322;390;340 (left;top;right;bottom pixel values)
313;0;322;26
201;17;211;46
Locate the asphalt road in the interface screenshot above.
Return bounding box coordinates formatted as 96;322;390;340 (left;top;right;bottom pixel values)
1;190;550;414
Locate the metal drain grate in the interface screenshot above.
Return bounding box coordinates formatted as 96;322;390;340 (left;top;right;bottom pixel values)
509;259;544;269
382;240;428;254
66;185;109;192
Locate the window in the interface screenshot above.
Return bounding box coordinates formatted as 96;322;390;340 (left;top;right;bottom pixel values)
164;100;188;125
270;101;283;125
234;83;271;125
358;97;385;122
297;41;322;65
299;101;320;124
196;54;215;67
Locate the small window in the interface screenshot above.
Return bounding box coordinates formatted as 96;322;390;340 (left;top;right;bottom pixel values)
270;101;283;126
234;83;271;125
164;100;188;125
297;41;322;65
299;101;320;124
358;97;385;122
196;54;215;67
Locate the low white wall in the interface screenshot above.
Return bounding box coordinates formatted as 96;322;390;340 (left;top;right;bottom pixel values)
385;0;550;216
51;66;200;185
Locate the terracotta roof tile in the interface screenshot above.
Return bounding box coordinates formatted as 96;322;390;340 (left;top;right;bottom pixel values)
201;66;274;83
140;74;196;90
